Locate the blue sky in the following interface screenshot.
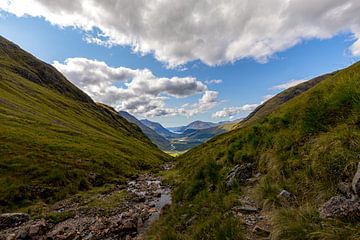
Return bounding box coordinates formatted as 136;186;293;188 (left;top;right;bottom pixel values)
1;1;359;127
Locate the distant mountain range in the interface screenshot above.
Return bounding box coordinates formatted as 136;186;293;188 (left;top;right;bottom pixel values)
118;111;173;151
168;121;220;133
117;114;240;152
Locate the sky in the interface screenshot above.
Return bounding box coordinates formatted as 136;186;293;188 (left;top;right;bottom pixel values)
0;0;359;127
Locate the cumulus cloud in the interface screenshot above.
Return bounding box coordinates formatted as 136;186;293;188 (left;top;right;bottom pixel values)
53;58;219;116
271;79;307;90
212;104;259;118
1;0;360;67
212;95;274;118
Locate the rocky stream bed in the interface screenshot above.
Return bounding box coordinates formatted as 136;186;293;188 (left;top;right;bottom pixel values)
0;167;172;240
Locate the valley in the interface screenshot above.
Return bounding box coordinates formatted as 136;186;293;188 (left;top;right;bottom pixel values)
1;34;360;240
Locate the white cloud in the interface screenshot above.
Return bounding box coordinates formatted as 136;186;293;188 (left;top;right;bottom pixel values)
1;0;360;67
212;95;274;118
53;58;219;117
271;79;308;90
212;104;259;118
205;79;223;84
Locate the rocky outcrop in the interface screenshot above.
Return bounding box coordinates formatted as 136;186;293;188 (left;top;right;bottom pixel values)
319;162;360;219
225;163;253;188
0;213;30;230
319;195;360;219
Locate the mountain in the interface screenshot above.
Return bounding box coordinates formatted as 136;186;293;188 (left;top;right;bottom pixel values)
140;119;178;139
118;111;173;151
233;72;336;129
148;62;360;239
0;36;169;211
168;120;219;133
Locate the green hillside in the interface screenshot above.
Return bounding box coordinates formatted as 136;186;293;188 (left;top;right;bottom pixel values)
0;36;169;212
148;62;360;239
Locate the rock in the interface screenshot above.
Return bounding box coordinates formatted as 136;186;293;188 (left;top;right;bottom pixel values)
352;162;360;199
252;225;270;237
225;163;253;188
0;213;30;229
28;220;47;236
15;228;29;239
337;182;352;198
319;195;360;219
6;234;16;240
234;206;259;213
208;184;216;192
278;189;291;198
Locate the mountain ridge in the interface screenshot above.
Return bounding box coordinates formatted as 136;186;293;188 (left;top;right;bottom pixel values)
0;35;169;211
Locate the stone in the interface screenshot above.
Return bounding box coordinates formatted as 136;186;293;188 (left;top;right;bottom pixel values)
236;206;259;213
319;195;360;219
352;162;360;199
278;189;291;198
15;229;29;239
6;233;16;240
208;184;216;192
28;220;47;236
337;182;352;198
252;225;270;237
225;163;253;188
0;213;30;229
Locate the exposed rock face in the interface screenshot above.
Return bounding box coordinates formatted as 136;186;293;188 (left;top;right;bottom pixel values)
319;162;360;219
225;163;253;188
352;162;360;199
319;195;360;219
0;213;30;230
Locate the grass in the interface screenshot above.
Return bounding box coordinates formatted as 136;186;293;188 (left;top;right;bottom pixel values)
46;211;75;224
0;36;170;212
147;61;360;239
87;190;127;210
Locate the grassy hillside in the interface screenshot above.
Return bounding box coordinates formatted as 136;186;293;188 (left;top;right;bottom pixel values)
118;111;173;151
234;72;335;129
0;36;169;212
148;62;360;239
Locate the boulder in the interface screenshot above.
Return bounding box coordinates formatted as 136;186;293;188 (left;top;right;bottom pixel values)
225;163;253;188
0;213;30;229
319;195;360;219
352;162;360;199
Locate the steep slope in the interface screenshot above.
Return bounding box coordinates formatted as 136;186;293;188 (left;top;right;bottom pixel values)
233;72;336;129
0;36;169;211
141;119;178;138
148;62;360;239
119;111;172;151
